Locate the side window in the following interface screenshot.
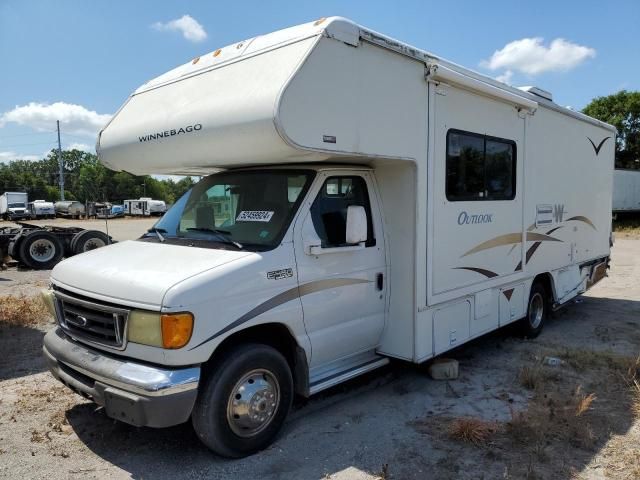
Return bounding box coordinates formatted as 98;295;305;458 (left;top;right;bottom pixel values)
446;130;516;201
310;176;375;248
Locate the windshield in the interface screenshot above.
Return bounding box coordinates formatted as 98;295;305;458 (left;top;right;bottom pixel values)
147;169;315;250
8;203;25;208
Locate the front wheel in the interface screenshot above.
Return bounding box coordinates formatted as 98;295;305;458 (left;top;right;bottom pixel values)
192;344;293;458
520;282;548;338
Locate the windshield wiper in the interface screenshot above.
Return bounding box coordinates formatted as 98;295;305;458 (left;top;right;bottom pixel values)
146;227;166;242
186;228;243;249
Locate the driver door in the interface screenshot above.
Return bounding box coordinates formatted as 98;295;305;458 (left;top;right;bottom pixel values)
293;170;387;368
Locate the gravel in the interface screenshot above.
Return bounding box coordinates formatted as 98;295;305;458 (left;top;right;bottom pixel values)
0;233;638;479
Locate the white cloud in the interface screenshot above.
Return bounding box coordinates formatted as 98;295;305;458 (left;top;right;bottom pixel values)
152;15;207;43
482;37;596;76
0;102;111;137
153;174;186;182
67;142;93;152
495;70;514;84
0;151;41;162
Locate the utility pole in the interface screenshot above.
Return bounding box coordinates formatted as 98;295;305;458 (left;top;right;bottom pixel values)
57;120;64;201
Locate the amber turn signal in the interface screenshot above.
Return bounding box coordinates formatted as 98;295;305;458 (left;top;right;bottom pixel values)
161;313;194;349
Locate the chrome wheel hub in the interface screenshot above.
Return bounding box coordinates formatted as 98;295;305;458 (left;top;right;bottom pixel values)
29;239;55;262
529;292;544;329
227;369;280;438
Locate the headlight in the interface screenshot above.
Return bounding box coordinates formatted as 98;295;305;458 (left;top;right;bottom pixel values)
127;310;194;349
40;289;57;318
128;310;163;347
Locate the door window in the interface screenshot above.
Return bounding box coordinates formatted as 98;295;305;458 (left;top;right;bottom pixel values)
310;176;375;247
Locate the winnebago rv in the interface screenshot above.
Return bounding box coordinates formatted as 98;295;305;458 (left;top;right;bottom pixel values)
613;169;640;213
0;191;28;220
42;17;615;457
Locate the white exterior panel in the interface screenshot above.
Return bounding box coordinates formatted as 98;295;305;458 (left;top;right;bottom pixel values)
98;37;324;175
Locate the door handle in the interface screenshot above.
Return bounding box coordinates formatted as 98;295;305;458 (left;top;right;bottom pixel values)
376;272;384;291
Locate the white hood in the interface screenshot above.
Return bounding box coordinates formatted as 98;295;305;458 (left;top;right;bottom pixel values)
51;240;252;308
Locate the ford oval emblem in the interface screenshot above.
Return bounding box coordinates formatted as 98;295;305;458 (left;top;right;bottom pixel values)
68;315;88;327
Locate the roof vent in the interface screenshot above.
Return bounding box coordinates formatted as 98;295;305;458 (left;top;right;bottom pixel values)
517;86;553;102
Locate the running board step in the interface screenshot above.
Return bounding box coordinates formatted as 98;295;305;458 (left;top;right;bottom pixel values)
309;355;389;395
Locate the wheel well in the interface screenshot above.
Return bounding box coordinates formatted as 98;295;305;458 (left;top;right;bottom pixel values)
203;323;309;397
532;273;555;303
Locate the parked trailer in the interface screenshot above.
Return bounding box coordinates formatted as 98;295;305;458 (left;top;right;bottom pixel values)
123;198;166;216
55;201;86;219
0;223;112;269
43;17;615;457
27;200;56;219
613;169;640;213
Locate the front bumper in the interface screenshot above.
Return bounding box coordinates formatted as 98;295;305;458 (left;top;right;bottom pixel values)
43;328;201;428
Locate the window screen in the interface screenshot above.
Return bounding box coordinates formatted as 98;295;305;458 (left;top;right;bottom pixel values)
446;130;516;201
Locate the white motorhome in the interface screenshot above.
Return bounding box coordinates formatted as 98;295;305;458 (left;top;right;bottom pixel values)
42;17;615;457
613;169;640;213
124;197;167;216
0;191;28;220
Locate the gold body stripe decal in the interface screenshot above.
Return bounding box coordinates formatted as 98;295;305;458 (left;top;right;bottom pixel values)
189;278;371;350
462;231;562;257
566;216;597;230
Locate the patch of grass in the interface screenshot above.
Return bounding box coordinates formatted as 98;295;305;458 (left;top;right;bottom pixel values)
0;294;50;327
574;390;597;417
448;417;498;446
518;364;561;391
506;385;598;451
519;365;543;390
556;347;632;374
632;380;640;417
613;217;640;234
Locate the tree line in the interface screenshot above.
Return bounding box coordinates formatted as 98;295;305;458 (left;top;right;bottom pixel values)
582;90;639;169
0;149;196;205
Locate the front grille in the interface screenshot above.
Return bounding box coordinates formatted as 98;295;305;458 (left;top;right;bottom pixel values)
54;290;130;350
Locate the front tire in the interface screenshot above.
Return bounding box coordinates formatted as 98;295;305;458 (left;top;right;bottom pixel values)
520;282;548;338
192;343;293;458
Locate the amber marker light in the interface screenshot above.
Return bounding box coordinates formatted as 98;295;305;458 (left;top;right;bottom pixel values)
161;313;194;349
213;49;221;57
314;17;326;26
192;57;200;65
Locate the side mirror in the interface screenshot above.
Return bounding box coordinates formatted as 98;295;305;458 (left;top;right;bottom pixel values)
346;205;367;244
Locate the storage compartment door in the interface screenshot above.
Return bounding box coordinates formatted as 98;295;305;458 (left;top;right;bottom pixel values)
433;301;470;355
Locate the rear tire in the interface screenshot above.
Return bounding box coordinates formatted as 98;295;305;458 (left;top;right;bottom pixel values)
520;282;548;338
192;343;293;458
71;230;110;254
18;230;64;269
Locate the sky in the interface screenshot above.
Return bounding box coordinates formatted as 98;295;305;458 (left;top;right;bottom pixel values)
0;0;638;162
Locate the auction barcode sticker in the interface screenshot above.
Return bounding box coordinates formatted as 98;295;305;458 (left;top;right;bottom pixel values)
236;210;274;222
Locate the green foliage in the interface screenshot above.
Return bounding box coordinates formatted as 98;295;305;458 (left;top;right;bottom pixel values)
0;149;195;204
583;90;640;169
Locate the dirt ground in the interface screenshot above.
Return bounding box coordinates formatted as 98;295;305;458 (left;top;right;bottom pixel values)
0;234;638;479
